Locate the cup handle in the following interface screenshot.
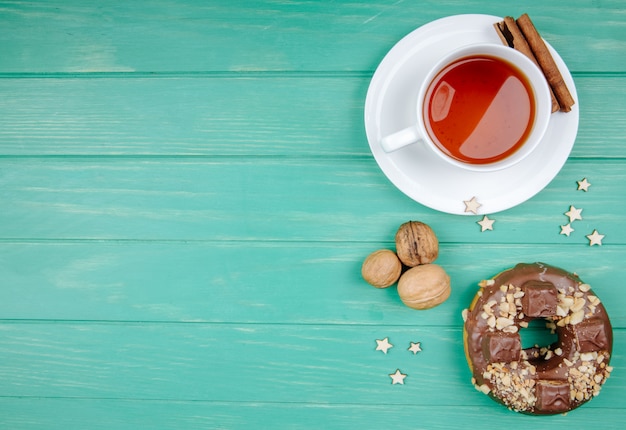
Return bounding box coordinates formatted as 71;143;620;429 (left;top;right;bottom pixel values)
380;125;421;152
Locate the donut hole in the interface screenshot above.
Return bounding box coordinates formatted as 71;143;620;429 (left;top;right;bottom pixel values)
519;318;558;350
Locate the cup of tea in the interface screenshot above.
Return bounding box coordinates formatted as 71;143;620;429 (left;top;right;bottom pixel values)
381;43;551;172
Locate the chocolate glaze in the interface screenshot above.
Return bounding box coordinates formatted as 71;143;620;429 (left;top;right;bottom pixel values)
463;263;613;415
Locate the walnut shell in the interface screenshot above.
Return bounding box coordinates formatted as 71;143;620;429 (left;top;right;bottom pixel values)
397;263;450;310
361;249;402;288
395;221;439;267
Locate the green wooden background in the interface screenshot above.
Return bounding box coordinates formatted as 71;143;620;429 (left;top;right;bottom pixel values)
1;1;625;428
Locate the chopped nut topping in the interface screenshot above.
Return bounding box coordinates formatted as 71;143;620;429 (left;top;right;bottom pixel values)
557;316;570;327
556;305;568;317
478;384;491;394
570;309;585;325
468;275;611;413
479;279;495;288
571;297;586;313
496;317;514;330
580;352;596;362
481;361;537;412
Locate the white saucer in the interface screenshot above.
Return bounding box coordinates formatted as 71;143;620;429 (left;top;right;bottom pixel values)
364;14;579;215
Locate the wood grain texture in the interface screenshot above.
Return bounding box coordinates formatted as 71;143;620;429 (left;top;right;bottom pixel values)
1;1;624;428
2;401;625;430
0;323;623;406
1;242;625;325
0;158;624;243
0;0;624;73
0;76;624;157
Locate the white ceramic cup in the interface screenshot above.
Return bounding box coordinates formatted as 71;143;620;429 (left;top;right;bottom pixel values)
380;43;551;172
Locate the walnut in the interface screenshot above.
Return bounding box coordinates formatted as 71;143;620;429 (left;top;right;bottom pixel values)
397;264;451;310
395;221;439;267
361;249;402;288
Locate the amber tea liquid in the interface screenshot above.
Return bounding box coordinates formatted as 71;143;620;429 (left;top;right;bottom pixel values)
423;55;535;165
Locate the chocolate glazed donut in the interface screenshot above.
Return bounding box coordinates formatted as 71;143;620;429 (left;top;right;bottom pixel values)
462;263;613;414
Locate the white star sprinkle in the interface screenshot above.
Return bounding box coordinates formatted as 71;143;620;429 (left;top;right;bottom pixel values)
577;178;591;192
464;196;482;214
477;215;495;232
560;223;575;237
565;205;583;223
586;230;605;246
389;369;407;385
408;342;422;354
375;337;393;354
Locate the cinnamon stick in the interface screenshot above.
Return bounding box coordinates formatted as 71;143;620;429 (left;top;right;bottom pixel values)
516;13;575;112
494;17;560;112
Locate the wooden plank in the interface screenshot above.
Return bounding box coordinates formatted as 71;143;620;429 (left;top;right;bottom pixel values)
0;1;624;73
1;242;625;326
574;76;626;158
0;322;623;408
1;400;626;430
0;77;365;157
0;158;624;243
0;76;624;157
